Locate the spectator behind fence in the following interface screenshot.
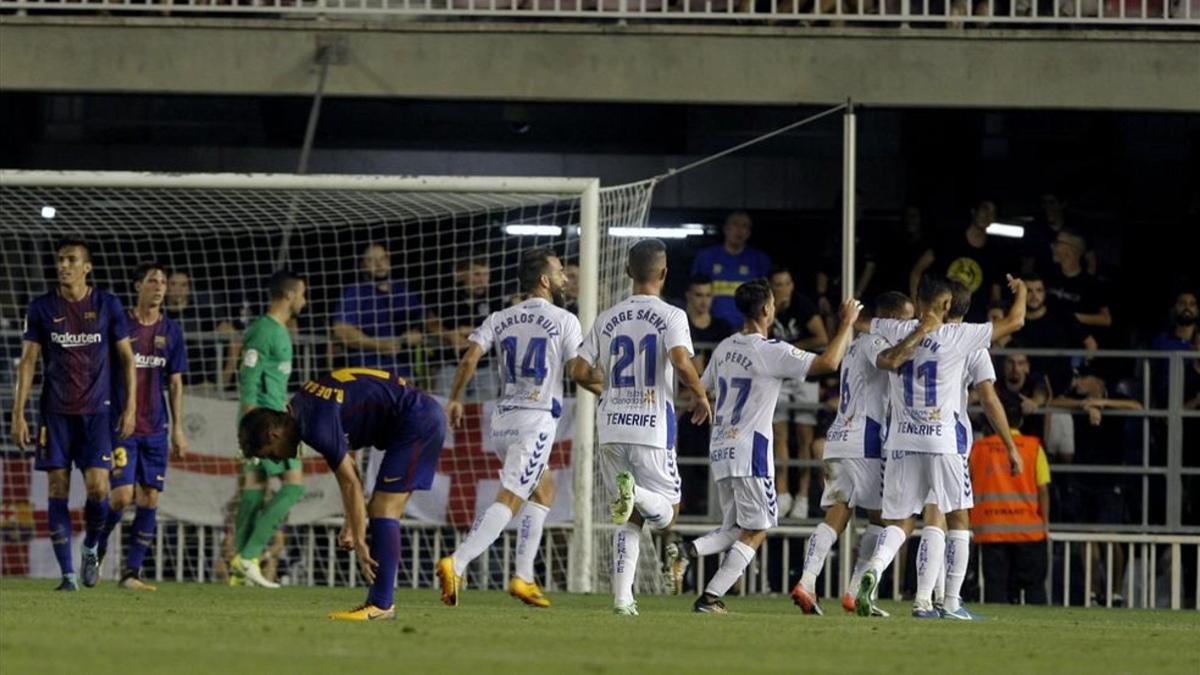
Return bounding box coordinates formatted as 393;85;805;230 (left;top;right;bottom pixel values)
998;353;1052;439
164;269;241;390
909;199;1012;322
1046;229;1112;329
675;275;734;516
1149;290;1197;406
1008;274;1097;459
427;258;503;399
969;397;1051;605
767;266;829;520
563;259;580;316
332;243;427;378
690;211;771;330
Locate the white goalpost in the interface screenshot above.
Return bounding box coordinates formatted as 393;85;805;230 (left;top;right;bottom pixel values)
0;170;655;593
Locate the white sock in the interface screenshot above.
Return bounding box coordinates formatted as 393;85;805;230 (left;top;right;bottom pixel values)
634;487;673;531
612;522;642;607
848;524;883;595
692;526;741;557
867;525;908;577
451;502;513;577
513;501;550;583
799;522;838;592
915;526;946;606
944;529;971;612
704;541;756;598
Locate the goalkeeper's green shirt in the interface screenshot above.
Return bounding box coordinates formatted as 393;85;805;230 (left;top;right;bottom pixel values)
238;315;293;415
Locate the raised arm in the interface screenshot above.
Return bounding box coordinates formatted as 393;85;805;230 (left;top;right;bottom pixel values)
909;249;935;300
809;299;863;375
990;275;1028;341
10;341;41;450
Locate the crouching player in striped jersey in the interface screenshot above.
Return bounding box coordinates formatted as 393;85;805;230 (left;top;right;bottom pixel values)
238;369;447;620
96;262;189;590
683;280;861;614
789;291;914;617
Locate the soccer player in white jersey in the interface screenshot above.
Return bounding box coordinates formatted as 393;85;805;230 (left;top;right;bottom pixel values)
570;239;712;616
930;281;1024;620
789;291;914;617
855;275;1027;618
684;280;861;614
437;248;593;609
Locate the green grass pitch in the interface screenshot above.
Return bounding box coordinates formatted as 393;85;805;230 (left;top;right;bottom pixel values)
2;578;1198;674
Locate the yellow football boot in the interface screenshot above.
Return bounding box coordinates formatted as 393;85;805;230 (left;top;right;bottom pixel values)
436;556;461;607
508;577;551;608
328;603;396;621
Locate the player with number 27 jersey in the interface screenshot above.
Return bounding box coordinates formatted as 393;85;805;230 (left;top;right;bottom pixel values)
702;336;815;484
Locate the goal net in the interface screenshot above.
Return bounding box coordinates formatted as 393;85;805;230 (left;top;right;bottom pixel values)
0;171;656;594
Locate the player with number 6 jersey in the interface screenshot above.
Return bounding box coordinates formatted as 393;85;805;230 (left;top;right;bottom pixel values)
438;248;590;610
572;239;712;615
790;291;915;616
683;280;860;615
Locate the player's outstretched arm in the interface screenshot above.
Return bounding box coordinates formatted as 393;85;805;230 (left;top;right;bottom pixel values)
115;338;138;440
875;309;941;372
168;372;188;459
332;455;377;583
668;346;711;425
977;381;1023;476
10;340;40;450
990;274;1028;341
446;342;485;429
809;299;863;375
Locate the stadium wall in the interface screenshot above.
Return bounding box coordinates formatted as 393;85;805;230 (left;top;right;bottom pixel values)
1;18;1199;112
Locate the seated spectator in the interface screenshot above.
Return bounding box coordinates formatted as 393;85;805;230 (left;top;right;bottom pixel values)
1149;290;1197;406
332;243;426;378
997;352;1052;439
428;258;503;398
690;211;771;331
767;266;828;519
970;397;1051;605
164;269;241;390
1046;229;1112;329
684;275;733;374
909;199;1013;321
987;300;1015;349
1022;192;1069;276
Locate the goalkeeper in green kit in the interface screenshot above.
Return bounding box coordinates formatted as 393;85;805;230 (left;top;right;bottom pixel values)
230;271;308;588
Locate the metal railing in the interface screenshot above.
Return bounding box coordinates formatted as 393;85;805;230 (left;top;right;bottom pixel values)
91;518;1200;609
1;0;1197;26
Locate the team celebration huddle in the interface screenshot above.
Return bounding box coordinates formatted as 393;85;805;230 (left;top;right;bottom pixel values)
12;236;1030;622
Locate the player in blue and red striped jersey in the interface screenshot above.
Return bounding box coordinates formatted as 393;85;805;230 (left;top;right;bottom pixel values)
10;239;138;591
238;369;447;621
95;261;189;591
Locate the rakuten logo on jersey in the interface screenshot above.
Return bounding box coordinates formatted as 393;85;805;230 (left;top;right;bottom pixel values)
50;332;102;348
135;353;167;369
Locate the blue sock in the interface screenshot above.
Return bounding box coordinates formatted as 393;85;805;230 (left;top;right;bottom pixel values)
125;507;157;573
365;518;401;609
97;507;124;558
48;497;74;575
82;497;110;549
